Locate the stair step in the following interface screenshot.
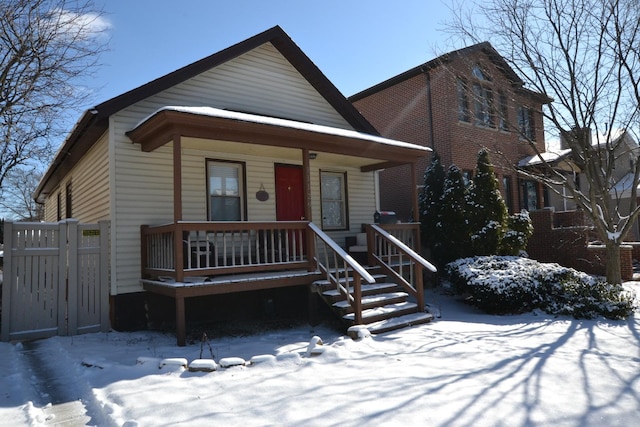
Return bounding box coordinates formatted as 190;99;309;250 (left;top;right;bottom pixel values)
343;301;418;323
322;282;400;302
333;292;408;312
313;274;387;289
367;312;435;334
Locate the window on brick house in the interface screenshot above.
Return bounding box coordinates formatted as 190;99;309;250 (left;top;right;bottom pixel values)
472;64;491;81
498;91;509;131
502;176;513;213
473;83;495;128
518;106;536;140
521;179;538;210
457;79;471;122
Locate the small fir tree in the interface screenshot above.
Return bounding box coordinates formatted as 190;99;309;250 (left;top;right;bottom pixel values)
500;211;534;255
434;165;470;266
466;149;508;255
419;153;445;251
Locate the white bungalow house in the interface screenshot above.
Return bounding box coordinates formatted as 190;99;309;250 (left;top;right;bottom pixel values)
34;26;435;345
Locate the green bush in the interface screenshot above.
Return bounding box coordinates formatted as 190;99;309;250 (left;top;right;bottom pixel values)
446;256;636;319
500;211;533;255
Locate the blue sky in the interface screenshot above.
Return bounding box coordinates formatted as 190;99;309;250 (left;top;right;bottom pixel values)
90;0;460;105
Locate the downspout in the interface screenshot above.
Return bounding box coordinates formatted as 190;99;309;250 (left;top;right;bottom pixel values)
423;67;436;150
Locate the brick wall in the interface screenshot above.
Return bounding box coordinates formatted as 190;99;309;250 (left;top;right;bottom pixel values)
352;46;547;218
527;209;633;280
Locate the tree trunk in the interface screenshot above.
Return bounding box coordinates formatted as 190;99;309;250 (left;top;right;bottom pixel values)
605;242;622;285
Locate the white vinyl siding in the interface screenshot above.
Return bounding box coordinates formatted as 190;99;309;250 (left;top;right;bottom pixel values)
42;135;110;223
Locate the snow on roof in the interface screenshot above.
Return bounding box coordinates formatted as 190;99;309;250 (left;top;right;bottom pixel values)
611;172;640;197
518;149;572;167
135;106;432;153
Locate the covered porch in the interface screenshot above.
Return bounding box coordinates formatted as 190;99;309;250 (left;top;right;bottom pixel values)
128;106;434;345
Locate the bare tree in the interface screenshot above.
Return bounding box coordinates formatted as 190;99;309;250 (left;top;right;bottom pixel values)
0;167;43;221
0;0;109;193
447;0;640;284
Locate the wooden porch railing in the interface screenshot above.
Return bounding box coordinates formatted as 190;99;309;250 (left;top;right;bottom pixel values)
308;222;376;324
366;223;437;311
141;221;311;282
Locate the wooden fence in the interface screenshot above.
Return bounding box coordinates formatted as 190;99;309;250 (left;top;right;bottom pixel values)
1;219;110;342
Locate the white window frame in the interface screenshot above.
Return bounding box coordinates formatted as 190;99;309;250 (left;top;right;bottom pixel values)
320;170;348;230
207;160;246;221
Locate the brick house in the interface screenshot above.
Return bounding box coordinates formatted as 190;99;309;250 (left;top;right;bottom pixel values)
350;42;551;221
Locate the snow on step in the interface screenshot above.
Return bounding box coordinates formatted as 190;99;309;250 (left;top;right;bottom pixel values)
322;282;398;298
333;292;408;309
367;312;435;334
343;301;417;321
314;274;387;287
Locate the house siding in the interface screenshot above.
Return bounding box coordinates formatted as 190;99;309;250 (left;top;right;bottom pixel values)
43;134;110;223
107;42;368;295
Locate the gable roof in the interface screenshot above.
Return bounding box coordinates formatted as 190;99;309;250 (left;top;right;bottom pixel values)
35;26;378;201
349;41;550;103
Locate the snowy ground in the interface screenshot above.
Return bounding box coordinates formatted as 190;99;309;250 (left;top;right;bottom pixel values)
1;284;640;427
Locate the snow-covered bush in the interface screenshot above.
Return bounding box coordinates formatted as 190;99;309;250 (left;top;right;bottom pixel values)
500;211;533;256
446;256;636;319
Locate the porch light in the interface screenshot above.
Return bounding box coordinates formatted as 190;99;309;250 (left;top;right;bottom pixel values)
309;152;318;160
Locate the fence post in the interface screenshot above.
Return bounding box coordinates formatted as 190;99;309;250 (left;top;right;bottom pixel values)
99;220;111;331
1;221;14;341
65;219;79;336
55;221;68;336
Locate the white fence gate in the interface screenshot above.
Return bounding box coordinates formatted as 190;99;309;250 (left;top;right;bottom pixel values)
1;219;110;342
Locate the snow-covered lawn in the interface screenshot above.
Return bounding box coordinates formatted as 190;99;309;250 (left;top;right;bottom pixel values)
1;284;640;427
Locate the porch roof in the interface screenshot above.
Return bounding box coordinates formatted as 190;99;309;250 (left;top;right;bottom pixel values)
126;106;431;171
518;149;578;172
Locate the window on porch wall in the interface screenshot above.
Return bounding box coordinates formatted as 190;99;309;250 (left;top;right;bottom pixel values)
207;160;245;221
320;171;347;230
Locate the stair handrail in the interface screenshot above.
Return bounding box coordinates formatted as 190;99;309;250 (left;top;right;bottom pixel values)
370;224;437;272
368;224;437;311
308;222;376;324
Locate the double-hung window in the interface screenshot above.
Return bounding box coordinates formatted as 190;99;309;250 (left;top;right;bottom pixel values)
473;83;494;127
457;78;471;122
518;106;536;140
207;160;245;221
320;171;347;230
498;90;509;131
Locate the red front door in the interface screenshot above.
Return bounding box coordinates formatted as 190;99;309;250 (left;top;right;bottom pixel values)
275;164;305;221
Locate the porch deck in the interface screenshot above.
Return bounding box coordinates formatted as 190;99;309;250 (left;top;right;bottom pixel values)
141;269;323;297
141;221;434;345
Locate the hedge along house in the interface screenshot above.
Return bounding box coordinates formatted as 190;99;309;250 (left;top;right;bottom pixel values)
34;26;434;345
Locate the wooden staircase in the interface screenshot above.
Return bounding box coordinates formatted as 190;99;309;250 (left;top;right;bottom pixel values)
312;273;434;334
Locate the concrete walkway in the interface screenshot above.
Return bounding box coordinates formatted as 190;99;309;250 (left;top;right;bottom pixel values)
20;341;93;426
